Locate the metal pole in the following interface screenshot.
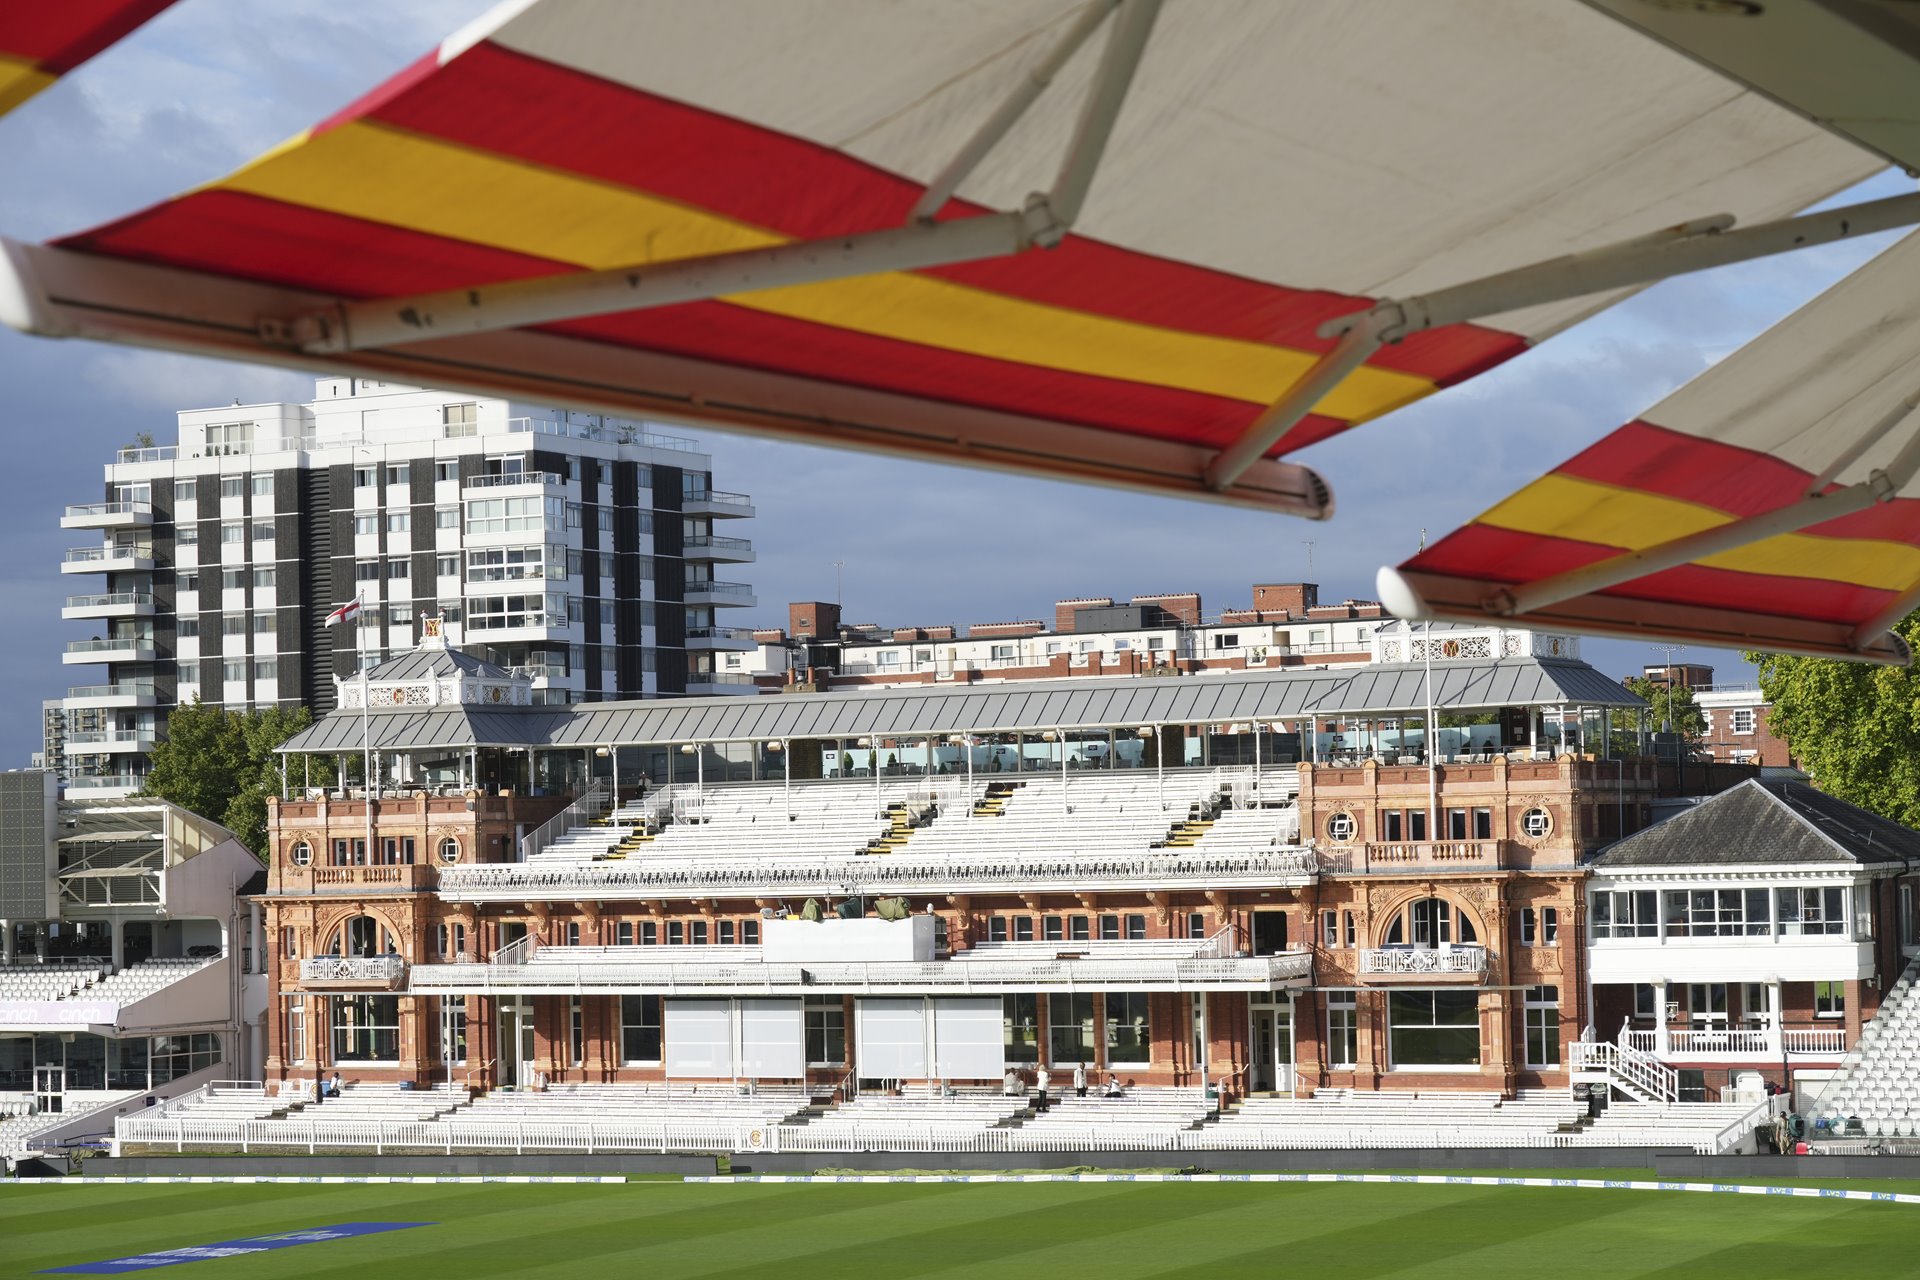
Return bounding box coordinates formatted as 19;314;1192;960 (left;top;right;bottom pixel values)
1059;730;1069;814
782;740;791;821
1424;621;1438;838
361;610;372;866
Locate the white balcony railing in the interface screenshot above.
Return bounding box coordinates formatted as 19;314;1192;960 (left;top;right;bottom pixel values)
299;955;407;984
1621;1027;1849;1057
462;471;567;491
438;848;1318;903
1358;945;1489;976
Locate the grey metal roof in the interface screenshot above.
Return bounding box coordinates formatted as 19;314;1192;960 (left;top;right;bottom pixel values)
359;646;514;683
280;658;1641;754
1590;779;1919;869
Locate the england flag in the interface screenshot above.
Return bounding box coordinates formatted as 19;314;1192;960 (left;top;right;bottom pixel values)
324;598;362;627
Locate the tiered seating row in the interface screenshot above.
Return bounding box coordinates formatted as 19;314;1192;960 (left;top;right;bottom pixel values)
0;963;108;1001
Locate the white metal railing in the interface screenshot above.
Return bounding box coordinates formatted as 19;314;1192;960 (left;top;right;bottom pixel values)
463;471;566;490
407;952;1311;996
491;936;533;967
116;445;178;463
66;729;151;746
496;414;696;452
685;580;754;598
682;535;753;555
439;847;1318;902
1569;1024;1679;1103
299;956;407;983
64;501;152;519
65;773;145;790
1709;1095;1789;1154
65;637;155;654
1358;945;1489;976
1622;1027;1850;1058
65;592;154;610
519;780;608;860
683;489;752;509
66;681;156;700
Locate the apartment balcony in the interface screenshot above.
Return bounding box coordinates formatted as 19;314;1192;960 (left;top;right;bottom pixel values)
62;501;153;530
685;626;758;651
681;534;755;563
1317;840;1509;874
685;672;761;696
65;681;158;708
684;580;756;608
436;847;1319;904
64;728;157;754
64;773;144;796
1358;944;1490;980
114;445;179;465
298;955;408;990
681;489;754;519
62;592;155;621
461;471;567;493
63;637;158;665
61;545;154;574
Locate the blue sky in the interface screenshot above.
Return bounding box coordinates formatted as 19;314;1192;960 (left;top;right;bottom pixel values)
0;0;1909;764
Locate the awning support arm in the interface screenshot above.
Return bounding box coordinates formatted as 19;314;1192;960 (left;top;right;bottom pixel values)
907;0;1121;225
1486;397;1920;619
1202;316;1388;491
1320;192;1920;344
271;206;1058;355
1044;0;1160;231
1852;577;1920;651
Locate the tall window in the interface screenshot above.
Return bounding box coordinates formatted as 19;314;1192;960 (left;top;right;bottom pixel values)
1048;993;1095;1063
620;995;662;1063
805;995;846;1065
287;1003;306;1063
1518;907;1558;946
1664;889;1770;938
1106;993;1151;1065
1327;993;1357;1068
1524;985;1560;1069
1815;981;1845;1018
1383;897;1477;947
569;998;584;1066
332;995;401;1061
1387;990;1480;1067
1003;994;1038;1064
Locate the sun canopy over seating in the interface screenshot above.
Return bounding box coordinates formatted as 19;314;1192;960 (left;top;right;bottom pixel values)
0;0;1891;522
1384;226;1920;665
0;2;174;118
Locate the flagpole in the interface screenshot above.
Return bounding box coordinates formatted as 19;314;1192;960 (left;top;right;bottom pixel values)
360;600;372;867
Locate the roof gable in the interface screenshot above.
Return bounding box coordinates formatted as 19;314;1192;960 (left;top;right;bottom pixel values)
1591;778;1916;869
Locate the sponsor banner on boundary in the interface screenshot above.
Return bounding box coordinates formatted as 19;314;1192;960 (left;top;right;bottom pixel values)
43;1222;432;1274
681;1172;1920;1205
3;1175;630;1186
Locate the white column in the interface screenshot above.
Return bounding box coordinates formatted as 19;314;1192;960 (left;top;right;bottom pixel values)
1653;981;1670;1058
110;918;124;969
1767;980;1783;1057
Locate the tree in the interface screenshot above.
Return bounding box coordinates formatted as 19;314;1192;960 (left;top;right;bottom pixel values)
1619;677;1706;751
142;703;319;856
1750;615;1920;825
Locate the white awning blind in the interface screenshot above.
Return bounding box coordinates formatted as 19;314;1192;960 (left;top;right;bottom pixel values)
856;998;928;1079
663;998;733;1077
738;998;805;1079
932;997;1004;1081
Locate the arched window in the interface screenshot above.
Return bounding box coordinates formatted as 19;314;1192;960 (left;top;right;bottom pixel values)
289;840;312;866
339;915;393;958
1382;897;1478;947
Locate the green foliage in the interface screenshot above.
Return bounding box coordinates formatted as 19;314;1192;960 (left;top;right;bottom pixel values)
1620;677;1705;746
1751;616;1920;825
142;702;321;856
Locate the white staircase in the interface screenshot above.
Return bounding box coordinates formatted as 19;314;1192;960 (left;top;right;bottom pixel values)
1568;1023;1678;1103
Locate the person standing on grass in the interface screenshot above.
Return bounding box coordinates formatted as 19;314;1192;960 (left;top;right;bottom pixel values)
1074;1061;1088;1098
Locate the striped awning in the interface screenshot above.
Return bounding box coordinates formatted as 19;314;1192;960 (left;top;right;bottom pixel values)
0;2;174;117
1384;226;1920;664
2;0;1882;517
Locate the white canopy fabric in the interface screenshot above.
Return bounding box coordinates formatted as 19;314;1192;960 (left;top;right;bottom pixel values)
0;0;1884;520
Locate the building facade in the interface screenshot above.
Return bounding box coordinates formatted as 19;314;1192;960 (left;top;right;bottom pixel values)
55;378;756;796
256;639;1705;1103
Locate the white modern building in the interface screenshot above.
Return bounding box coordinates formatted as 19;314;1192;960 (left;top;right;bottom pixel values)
55;378;757;795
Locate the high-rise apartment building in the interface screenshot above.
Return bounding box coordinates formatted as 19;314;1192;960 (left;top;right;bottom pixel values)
55;378;756;796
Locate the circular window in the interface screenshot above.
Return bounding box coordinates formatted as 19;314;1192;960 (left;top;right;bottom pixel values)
289;841;312;867
1522;807;1553;839
1327;812;1357;843
438;837;461;864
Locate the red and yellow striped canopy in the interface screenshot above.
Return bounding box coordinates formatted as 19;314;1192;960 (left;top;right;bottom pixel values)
22;0;1878;514
0;1;174;117
1389;226;1920;664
